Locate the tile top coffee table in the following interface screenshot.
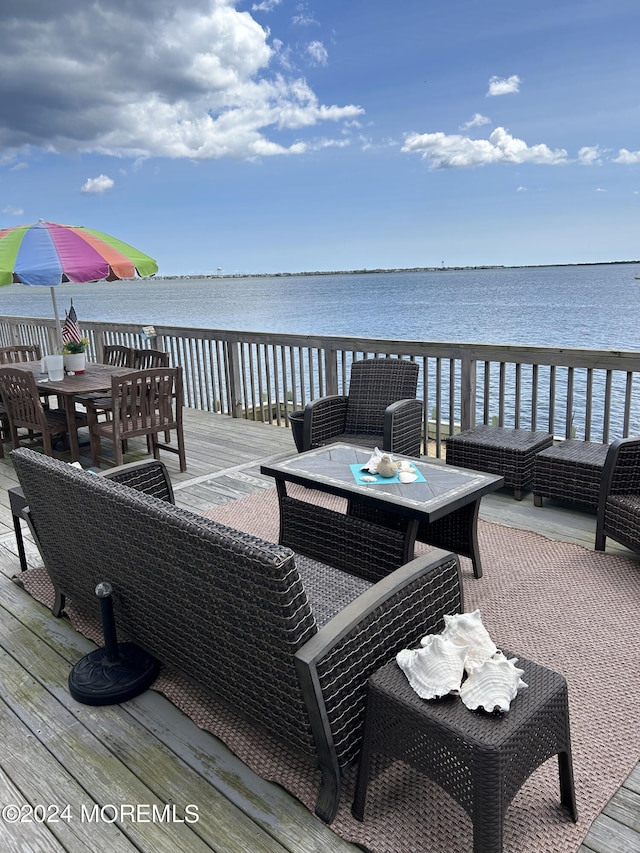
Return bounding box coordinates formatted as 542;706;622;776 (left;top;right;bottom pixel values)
261;443;504;578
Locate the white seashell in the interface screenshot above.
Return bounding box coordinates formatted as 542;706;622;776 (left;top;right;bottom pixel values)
398;471;418;483
397;635;468;700
364;447;383;474
359;475;378;483
439;610;498;667
459;652;528;714
377;454;399;478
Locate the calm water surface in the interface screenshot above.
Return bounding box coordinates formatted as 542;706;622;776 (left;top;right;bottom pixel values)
0;264;638;351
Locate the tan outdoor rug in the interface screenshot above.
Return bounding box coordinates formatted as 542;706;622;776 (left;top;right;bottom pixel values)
17;486;640;853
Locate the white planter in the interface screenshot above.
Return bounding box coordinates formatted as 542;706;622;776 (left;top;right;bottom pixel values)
63;352;86;373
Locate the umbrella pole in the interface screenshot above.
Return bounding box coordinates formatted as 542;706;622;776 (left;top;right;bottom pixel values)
50;286;63;351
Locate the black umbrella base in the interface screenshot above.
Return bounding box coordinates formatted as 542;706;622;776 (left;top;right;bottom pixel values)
69;642;160;706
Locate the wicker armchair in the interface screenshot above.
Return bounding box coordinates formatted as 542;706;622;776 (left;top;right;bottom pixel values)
595;436;640;553
12;447;462;824
297;357;422;457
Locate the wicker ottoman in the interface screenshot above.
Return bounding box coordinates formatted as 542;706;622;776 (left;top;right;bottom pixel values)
445;426;553;500
352;657;577;853
533;439;609;509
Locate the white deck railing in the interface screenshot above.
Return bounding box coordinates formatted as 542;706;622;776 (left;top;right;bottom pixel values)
2;315;639;455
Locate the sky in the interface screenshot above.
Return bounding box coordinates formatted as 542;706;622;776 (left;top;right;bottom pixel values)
1;0;639;276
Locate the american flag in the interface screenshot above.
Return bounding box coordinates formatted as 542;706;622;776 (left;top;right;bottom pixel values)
62;300;83;344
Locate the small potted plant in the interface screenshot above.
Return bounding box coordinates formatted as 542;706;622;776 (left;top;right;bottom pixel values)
63;337;89;373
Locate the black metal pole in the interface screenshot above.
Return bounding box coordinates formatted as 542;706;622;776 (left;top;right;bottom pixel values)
68;579;159;706
96;581;120;663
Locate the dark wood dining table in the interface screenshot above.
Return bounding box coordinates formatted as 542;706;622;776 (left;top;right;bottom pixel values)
14;361;129;462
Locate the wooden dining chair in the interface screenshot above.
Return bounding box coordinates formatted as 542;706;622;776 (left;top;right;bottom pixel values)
80;346;170;443
86;367;186;471
74;343;134;413
133;348;170;369
0;366;87;458
0;344;42;364
0;345;46;448
133;349;172;442
103;344;134;367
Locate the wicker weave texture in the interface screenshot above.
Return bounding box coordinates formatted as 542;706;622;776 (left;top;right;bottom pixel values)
11;446;463;823
533;439;608;507
13;448;319;758
280;494;408;583
348;499;483;578
446;426;553;494
345;358;419;434
603;494;640;551
353;656;577;852
315;556;462;770
305;358;422;456
99;459;175;502
608;439;640;493
596;437;640;552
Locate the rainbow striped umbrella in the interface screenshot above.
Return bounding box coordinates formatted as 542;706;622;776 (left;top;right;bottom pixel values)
0;219;158;348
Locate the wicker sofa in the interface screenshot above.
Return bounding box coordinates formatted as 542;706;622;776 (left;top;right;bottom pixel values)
11;447;462;824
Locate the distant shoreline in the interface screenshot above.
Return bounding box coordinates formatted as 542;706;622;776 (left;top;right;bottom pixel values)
156;259;640;280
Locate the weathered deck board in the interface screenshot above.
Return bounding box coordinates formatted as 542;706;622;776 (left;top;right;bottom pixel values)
0;410;637;852
0;549;359;852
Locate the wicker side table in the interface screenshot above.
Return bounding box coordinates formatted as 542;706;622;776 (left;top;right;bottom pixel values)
352;657;577;853
533;439;609;508
445;426;554;500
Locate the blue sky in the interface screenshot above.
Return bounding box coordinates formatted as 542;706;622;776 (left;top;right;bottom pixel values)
1;0;639;275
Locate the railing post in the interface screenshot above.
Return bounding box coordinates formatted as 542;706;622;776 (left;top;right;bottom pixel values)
8;321;21;346
94;330;107;362
225;340;243;418
324;347;339;396
460;354;476;431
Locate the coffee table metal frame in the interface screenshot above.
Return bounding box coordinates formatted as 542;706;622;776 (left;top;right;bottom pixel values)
261;444;504;579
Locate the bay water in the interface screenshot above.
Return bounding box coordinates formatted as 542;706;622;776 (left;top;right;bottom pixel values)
0;263;639;351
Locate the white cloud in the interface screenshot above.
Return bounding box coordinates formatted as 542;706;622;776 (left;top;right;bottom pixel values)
10;162;28;171
487;75;521;96
402;126;567;169
272;39;295;71
306;40;328;66
81;175;115;194
613;149;640;164
0;0;362;163
459;113;491;131
2;206;24;215
578;146;604;165
292;4;318;26
251;0;282;11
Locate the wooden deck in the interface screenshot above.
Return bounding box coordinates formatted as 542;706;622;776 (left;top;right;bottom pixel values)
0;410;637;852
